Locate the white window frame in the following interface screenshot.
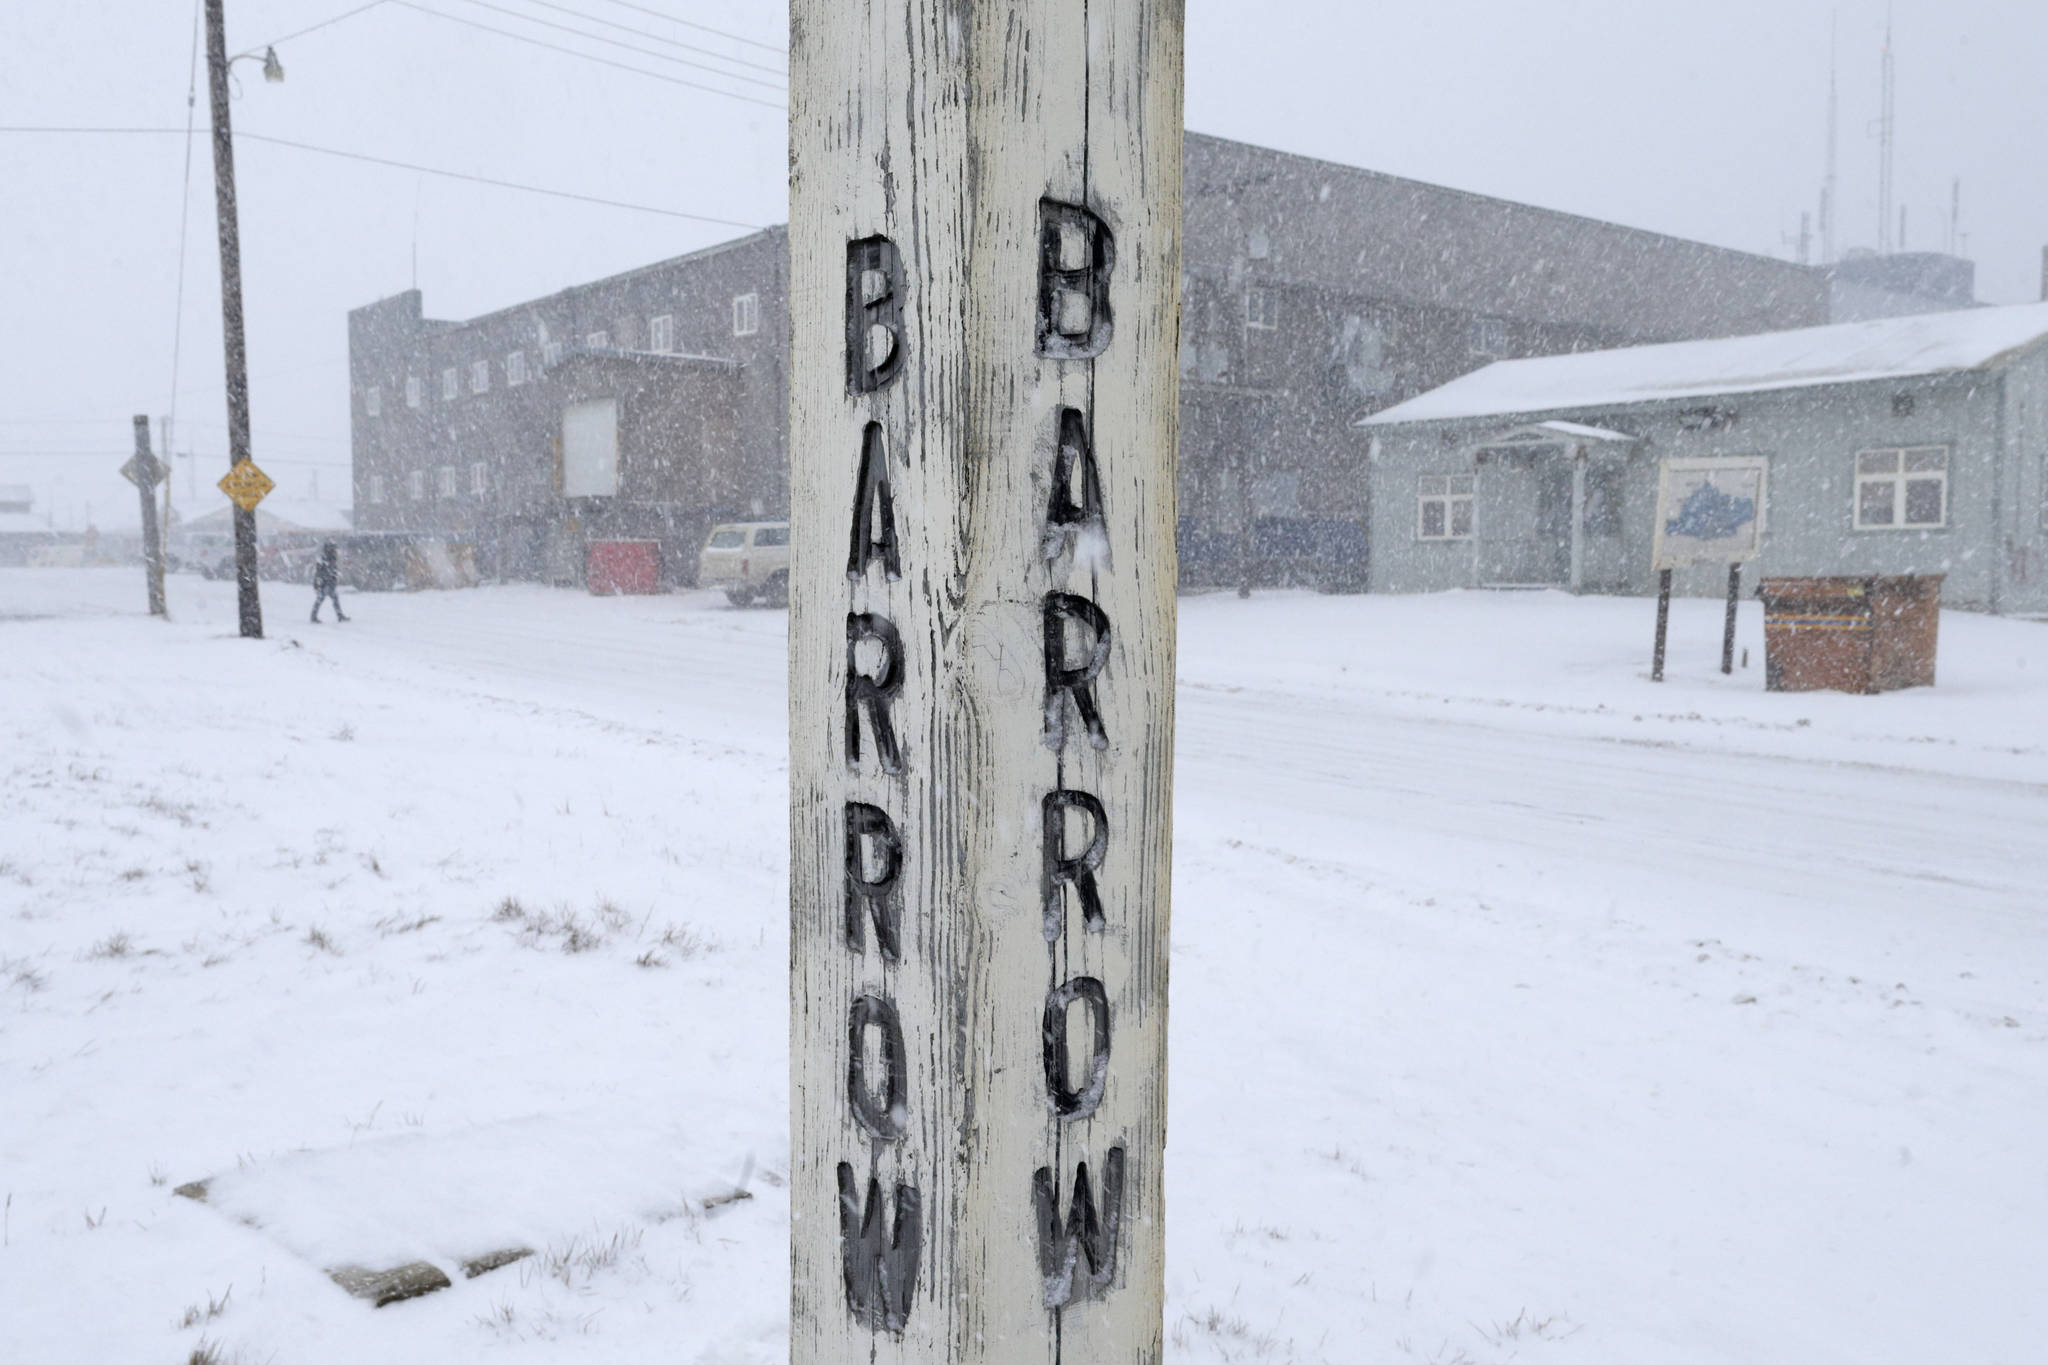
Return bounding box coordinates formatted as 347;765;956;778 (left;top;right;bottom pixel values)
470;359;490;394
367;473;385;505
436;466;458;499
1470;316;1508;359
1852;446;1949;530
405;375;422;409
469;461;488;496
441;367;459;400
1245;287;1278;331
648;313;674;353
1417;473;1476;541
543;340;563;368
408;469;425;501
732;292;760;337
506;350;527;386
585;330;608;350
365;385;382;417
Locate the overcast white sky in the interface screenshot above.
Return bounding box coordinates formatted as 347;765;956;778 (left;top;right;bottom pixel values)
4;0;2044;530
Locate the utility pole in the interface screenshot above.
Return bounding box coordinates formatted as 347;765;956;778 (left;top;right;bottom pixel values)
204;0;264;638
788;1;1181;1359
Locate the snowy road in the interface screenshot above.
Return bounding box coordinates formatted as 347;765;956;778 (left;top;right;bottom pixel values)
4;571;2043;1364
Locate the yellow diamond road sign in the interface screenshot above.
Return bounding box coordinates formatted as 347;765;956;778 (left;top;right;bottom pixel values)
217;461;275;512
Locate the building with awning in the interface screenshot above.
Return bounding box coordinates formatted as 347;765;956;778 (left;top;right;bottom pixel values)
1358;302;2048;613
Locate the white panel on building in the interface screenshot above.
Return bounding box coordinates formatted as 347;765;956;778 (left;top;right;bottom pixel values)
561;398;619;498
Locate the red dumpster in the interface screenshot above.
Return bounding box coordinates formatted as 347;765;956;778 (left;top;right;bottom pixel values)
586;539;661;595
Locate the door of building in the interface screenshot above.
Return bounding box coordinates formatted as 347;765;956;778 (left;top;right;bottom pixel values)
1475;445;1571;585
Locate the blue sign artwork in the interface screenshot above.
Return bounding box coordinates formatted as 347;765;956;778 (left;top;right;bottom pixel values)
1665;480;1757;541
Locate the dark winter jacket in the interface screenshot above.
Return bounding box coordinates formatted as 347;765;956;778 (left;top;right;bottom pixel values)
314;549;339;592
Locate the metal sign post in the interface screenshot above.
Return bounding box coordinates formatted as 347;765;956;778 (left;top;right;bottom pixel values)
788;2;1182;1360
1649;456;1769;682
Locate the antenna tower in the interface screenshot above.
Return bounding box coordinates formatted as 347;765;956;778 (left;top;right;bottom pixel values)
1820;11;1838;264
1878;12;1896;254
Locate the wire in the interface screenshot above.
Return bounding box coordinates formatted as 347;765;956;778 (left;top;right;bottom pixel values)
0;127;767;228
487;0;784;77
251;0;394;53
392;2;784;108
440;0;784;91
585;0;782;55
166;0;203;480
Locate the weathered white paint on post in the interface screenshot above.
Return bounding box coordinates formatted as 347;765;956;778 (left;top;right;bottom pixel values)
789;2;1181;1361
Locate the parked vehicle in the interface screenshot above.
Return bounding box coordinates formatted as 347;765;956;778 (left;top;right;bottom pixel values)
697;521;789;607
337;533;479;591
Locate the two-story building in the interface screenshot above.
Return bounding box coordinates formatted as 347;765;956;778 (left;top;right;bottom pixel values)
349;135;1838;590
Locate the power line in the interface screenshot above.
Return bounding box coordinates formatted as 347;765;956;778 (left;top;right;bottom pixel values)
393;2;784;108
440;0;785;91
585;0;783;55
486;0;784;77
253;0;394;52
0;127;767;228
166;0;204;474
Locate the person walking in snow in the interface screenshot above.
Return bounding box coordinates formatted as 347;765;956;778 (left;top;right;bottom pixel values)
311;541;348;623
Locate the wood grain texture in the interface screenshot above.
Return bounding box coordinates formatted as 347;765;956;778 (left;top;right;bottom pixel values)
790;2;1183;1360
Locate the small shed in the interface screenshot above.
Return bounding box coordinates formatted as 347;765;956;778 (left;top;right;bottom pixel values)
1359;302;2048;613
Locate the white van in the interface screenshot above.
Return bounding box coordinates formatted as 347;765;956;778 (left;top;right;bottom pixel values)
697;521;790;607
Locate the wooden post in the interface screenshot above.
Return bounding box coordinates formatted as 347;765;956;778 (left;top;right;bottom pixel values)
1651;567;1673;682
130;415;167;617
789;3;1181;1361
1720;562;1741;675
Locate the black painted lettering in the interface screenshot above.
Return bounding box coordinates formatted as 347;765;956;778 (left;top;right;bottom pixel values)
846;612;905;774
1032;1146;1125;1308
847;236;906;393
1041;789;1107;939
1036;201;1115;360
846;422;901;582
1042;406;1107;562
837;1163;923;1333
1041;977;1111;1119
847;993;908;1141
1042;592;1112;751
843;802;902;960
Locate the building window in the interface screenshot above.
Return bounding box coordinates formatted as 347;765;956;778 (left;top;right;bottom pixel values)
1470;316;1508;358
543;341;563;367
732;292;759;336
436;466;458;498
405;375;422;409
585;330;608;350
1854;447;1948;529
408;470;425;500
441;367;459;400
1418;473;1475;540
470;359;489;394
470;461;488;496
368;474;385;504
1245;287;1278;331
649;314;674;352
507;350;527;386
1583;464;1624;536
365;385;382;417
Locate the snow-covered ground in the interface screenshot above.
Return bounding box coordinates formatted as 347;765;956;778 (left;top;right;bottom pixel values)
3;568;2043;1364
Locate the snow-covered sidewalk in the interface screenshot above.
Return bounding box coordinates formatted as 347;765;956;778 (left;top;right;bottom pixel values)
3;569;2043;1363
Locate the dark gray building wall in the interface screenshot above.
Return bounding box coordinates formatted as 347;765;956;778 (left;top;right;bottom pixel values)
1173;133;1829;588
349;229;786;586
351;139;1831;593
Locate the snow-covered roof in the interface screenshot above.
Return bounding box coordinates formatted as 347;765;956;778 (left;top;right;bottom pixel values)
1360;301;2048;427
177;500;353;535
0;511;53;536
